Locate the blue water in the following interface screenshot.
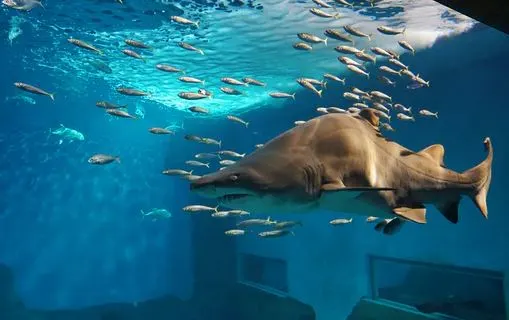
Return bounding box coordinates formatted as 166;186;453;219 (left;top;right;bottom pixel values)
0;0;508;319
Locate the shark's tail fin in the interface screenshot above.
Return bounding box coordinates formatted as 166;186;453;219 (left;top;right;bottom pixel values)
463;137;493;219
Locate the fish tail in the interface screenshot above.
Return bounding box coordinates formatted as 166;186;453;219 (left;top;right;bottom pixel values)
38;1;45;9
367;73;370;79
426;81;430;87
291;93;296;100
323;37;328;46
402;27;407;35
412;50;415;56
408;107;412;113
205;163;210;168
195;21;200;28
115;157;121;164
199;50;204;55
461;138;493;219
245;122;249;128
202;80;206;85
49;93;55;101
291;231;296;236
241;153;246;157
317;89;323;98
218;141;222;148
435;112;439;119
189;170;194;175
214;205;219;213
368;34;372;41
323;81;327;89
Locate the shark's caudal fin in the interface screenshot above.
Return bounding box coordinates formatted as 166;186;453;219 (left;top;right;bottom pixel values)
463;137;493;218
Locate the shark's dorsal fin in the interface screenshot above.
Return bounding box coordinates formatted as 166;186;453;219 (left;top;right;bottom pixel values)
393;206;427;223
358;109;379;128
418;144;445;166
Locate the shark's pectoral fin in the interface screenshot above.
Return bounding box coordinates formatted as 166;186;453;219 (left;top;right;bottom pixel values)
435;198;460;224
418;144;445;167
383;218;406;235
393;206;427;223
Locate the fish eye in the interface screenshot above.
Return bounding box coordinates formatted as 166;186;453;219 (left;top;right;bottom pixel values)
230;174;239;181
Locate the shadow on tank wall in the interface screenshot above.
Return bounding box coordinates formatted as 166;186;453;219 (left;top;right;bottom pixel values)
0;263;315;320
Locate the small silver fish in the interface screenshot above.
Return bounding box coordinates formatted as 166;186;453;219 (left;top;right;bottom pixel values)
255;144;264;148
316;107;329;114
297;33;327;45
343;25;372;41
324;29;354;44
189;106;209;114
219;159;236;166
225;229;245;236
96;101;126;109
117;88;150;96
327;107;346;113
217;150;245;158
269;92;295;99
377;75;396;87
295;120;306;125
338;56;364;68
419;109;438;119
237;217;277;227
125;39;152;50
412;74;430;87
202;137;222;147
258;230;294;238
179;76;205;84
389;58;408;70
242;77;266;86
185;160;210;168
401;69;417;79
347;107;360;113
297;78;323;97
293;42;313;51
178;42;204;55
366;216;378;223
170;16;200;28
335;45;363;55
323;73;345;85
122;49;146;62
371;102;390;113
212;211;231;218
178;92;210;100
14;82;54;101
162;169;193;176
106;109;137;119
343;92;360;101
351;87;369;96
377;26;406;35
183;205;218;213
355;51;376;63
182;174;202;181
370;47;392;57
380;123;395;132
379;66;401;76
198;88;212;96
347;64;369;78
149;127;174;135
227;115;249;127
195;153;220;159
370;91;392;101
394;104;412;113
88;154;120;165
353;103;369;109
330;218;353;225
221;77;247;86
68;38;103;55
312;0;332;8
226;210;250;216
156;64;185;74
309;8;340;19
220;87;243;95
397;113;415;121
334;0;353;7
398;40;415;55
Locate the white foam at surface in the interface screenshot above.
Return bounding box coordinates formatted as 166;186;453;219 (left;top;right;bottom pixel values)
22;0;476;116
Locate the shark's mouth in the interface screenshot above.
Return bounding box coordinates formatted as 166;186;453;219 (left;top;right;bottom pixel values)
217;194;250;202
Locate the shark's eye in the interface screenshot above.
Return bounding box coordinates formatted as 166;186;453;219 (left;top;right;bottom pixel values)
229;174;239;181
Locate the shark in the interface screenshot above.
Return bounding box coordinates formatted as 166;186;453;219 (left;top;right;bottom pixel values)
190;109;493;235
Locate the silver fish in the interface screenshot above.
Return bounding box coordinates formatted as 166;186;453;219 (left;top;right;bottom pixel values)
227;115;249;127
189;106;209;114
389;58;408;70
242;77;266;86
180;76;205;84
380;123;395;132
297;78;323;97
338;56;364;68
397;113;415;121
330;218;353;225
178;42;204;55
178;92;210;100
221;77;247;86
324;29;354;44
185;160;210;168
14;82;54;101
125;39;152;50
88;154;120;165
312;0;332;8
323;73;345;85
117;88;150;96
343;92;360;101
377;26;406;35
170;16;200;28
162;169;193;176
258;230;294;238
122;49;146;62
68;38;103;55
156;64;185;73
220;87;243;95
293;42;313;51
419;109;438;118
217;150;245;158
379;66;401;76
297;33;327;45
355;51;376;63
309;8;340;19
398;40;415;55
343;25;372;41
377;75;396;87
106;109;137;119
346;64;369;78
394;103;412;113
269;92;295;99
335;45;363;55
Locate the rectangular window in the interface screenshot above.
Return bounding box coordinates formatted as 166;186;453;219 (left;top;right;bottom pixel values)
237;253;289;296
368;255;507;320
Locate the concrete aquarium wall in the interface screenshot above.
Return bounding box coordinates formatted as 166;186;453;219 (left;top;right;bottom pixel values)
0;71;194;309
234;25;509;320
